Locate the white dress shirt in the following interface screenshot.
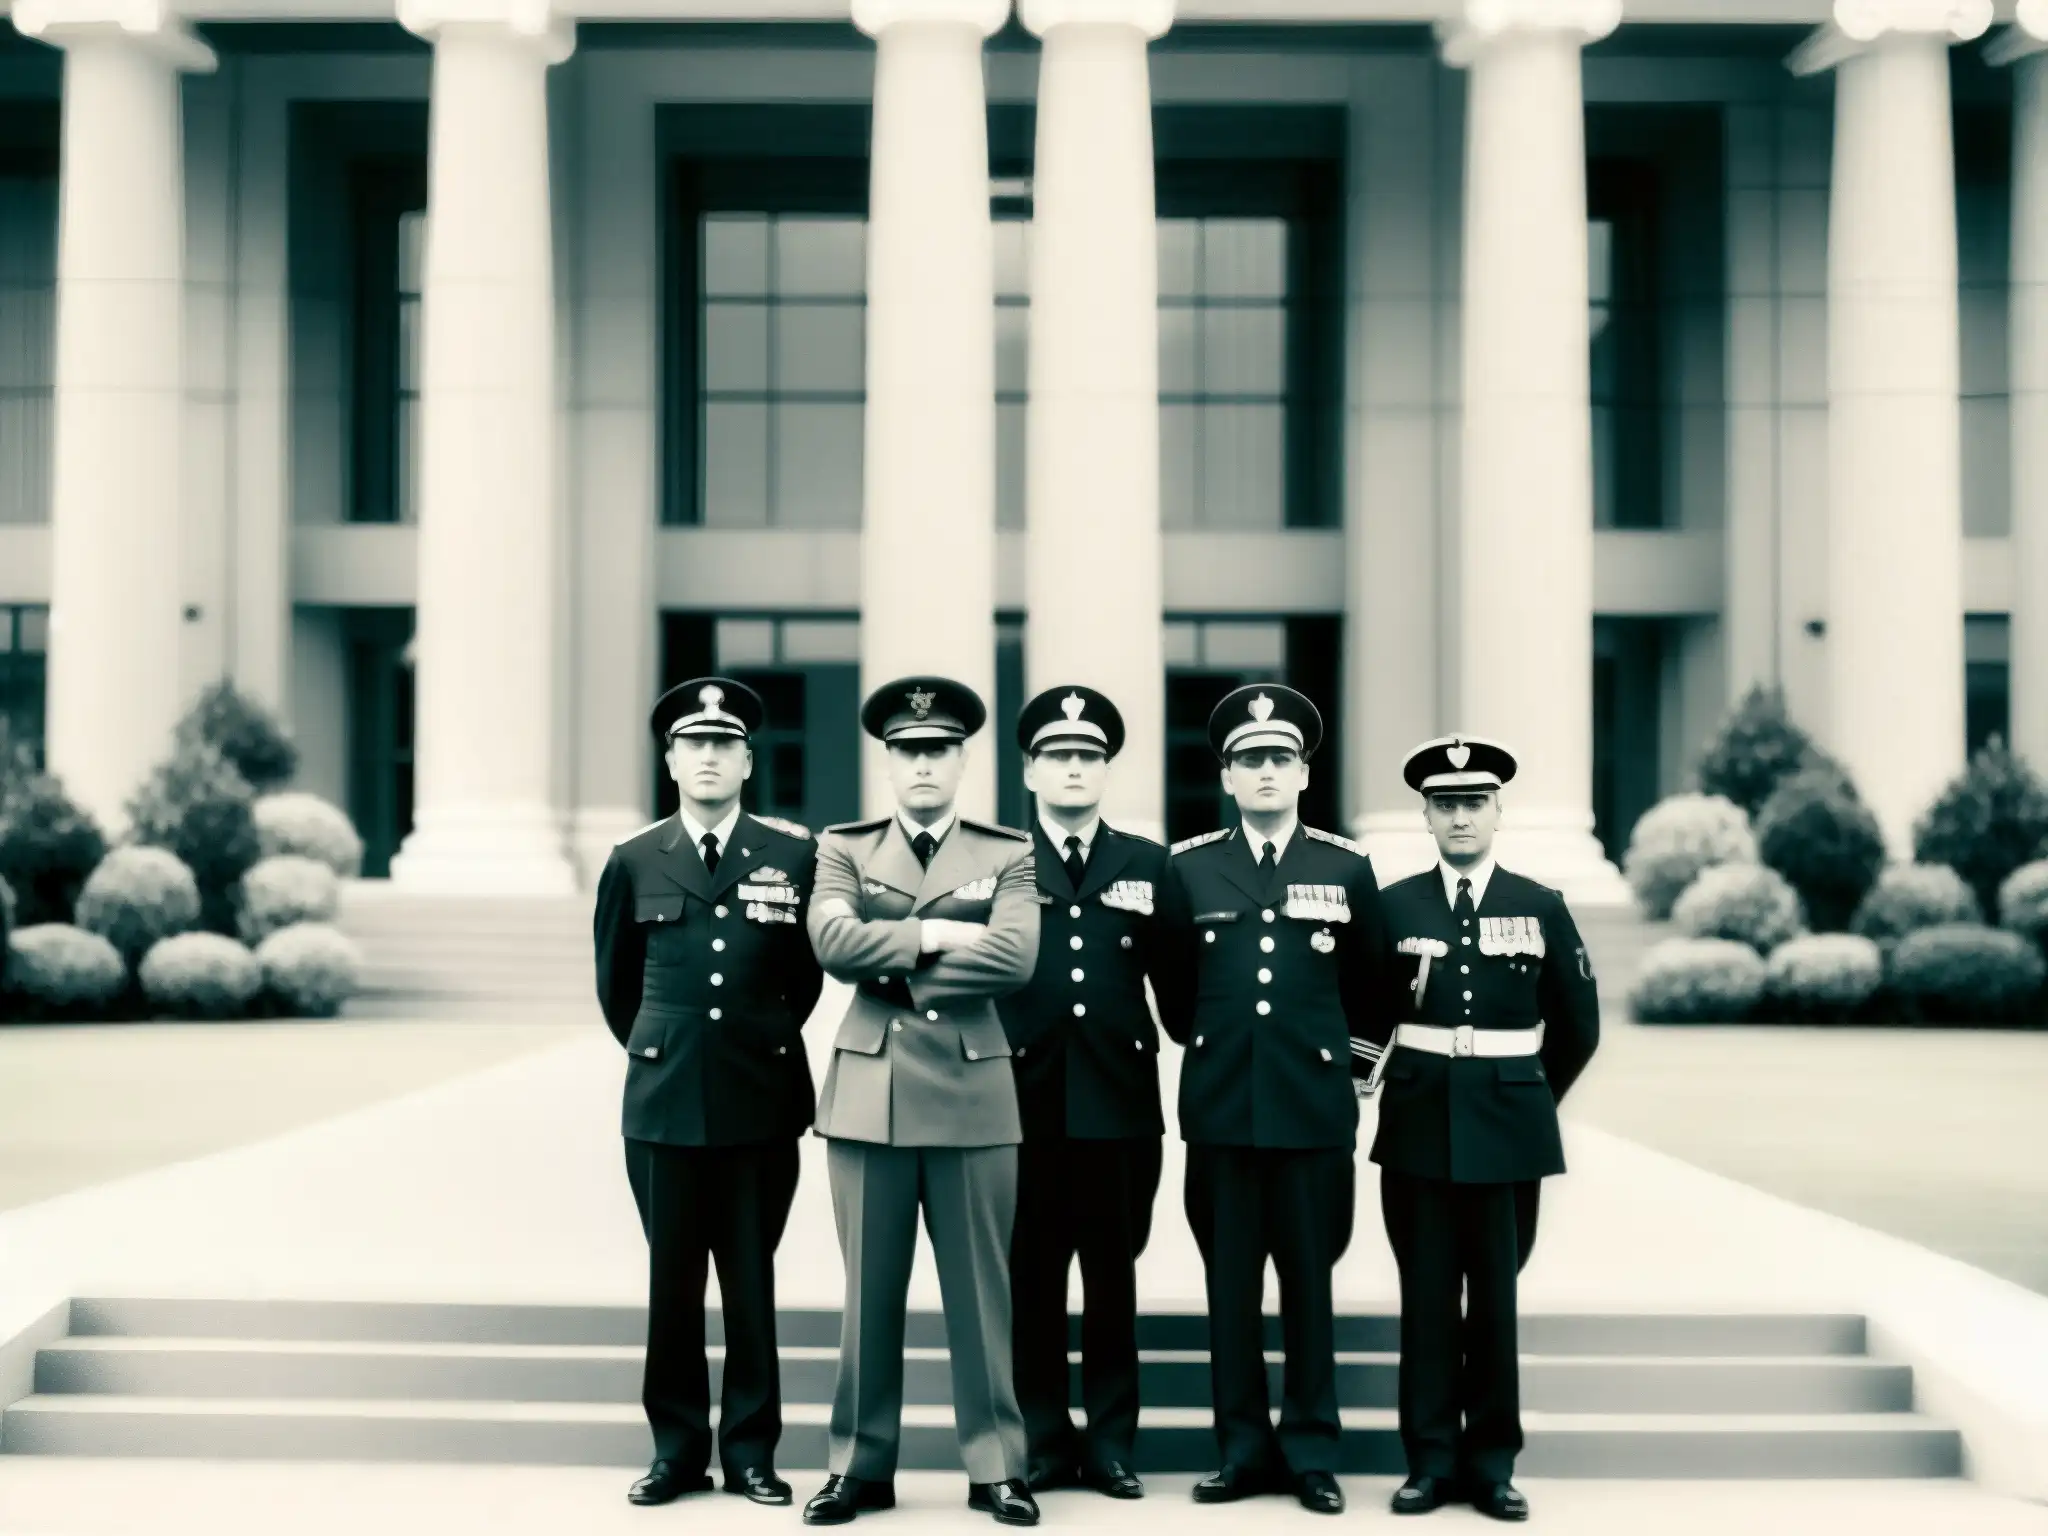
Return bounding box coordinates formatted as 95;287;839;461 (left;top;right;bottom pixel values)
1241;816;1298;866
1040;813;1101;857
1440;855;1497;910
678;803;743;866
900;809;956;848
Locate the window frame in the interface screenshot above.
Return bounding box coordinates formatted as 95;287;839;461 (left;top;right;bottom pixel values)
348;155;428;526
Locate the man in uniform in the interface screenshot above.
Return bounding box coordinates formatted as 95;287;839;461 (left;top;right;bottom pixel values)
592;677;825;1509
999;685;1169;1501
1154;684;1393;1516
1361;736;1601;1523
801;675;1043;1529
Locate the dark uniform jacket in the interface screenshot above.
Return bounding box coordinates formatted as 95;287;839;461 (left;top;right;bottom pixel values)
996;822;1169;1142
1155;824;1392;1150
593;812;825;1147
808;814;1040;1148
1367;866;1601;1184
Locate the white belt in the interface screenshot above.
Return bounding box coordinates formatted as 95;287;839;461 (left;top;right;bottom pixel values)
1395;1021;1544;1059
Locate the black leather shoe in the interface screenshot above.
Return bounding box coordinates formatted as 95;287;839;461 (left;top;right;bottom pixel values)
1192;1465;1272;1503
1468;1481;1529;1522
1390;1474;1457;1515
628;1461;713;1505
724;1466;794;1506
1080;1459;1144;1499
968;1480;1041;1526
1294;1470;1345;1515
802;1475;897;1525
1023;1454;1078;1492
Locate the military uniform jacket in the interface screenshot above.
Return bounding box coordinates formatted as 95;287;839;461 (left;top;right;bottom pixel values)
995;823;1169;1142
1154;825;1393;1150
808;815;1041;1148
1367;866;1601;1184
593;812;825;1147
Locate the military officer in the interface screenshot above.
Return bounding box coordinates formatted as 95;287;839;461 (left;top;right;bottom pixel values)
998;685;1169;1501
1362;737;1601;1523
592;676;826;1509
801;676;1042;1529
1153;684;1393;1517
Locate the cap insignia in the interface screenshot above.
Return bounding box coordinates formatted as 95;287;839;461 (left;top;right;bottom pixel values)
908;687;935;719
1060;692;1086;721
1250;693;1275;722
1446;741;1471;770
698;683;725;714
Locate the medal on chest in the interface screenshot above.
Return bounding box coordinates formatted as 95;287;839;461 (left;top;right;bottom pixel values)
1477;916;1545;958
1283;883;1351;924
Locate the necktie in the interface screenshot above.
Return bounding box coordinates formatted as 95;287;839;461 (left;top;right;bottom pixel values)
1257;839;1277;876
700;833;720;877
1455;875;1475;926
912;831;937;869
1063;835;1086;890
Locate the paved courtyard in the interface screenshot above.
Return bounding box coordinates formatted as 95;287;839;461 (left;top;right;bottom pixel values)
2;1009;2045;1301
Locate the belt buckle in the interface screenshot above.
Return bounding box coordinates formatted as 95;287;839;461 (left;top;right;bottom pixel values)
1453;1025;1475;1058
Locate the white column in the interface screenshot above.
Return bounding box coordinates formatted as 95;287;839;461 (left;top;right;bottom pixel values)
854;0;1007;822
1790;0;1988;855
11;0;213;836
1019;0;1170;843
1994;7;2048;771
1348;58;1449;883
388;0;578;894
1440;0;1629;904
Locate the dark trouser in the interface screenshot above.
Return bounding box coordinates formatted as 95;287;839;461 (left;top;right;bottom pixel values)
1378;1170;1542;1488
624;1137;801;1476
1183;1144;1355;1477
1009;1133;1164;1470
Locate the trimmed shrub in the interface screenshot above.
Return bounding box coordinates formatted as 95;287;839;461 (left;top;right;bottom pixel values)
1695;686;1833;819
175;680;298;795
0;773;108;928
126;742;262;935
1912;740;2048;919
1671;863;1804;953
2;924;126;1020
1849;864;1981;948
1997;860;2048;952
256;922;362;1018
1761;934;1884;1024
1621;793;1757;921
1629;937;1768;1025
1889;923;2046;1026
138;932;264;1020
253;793;363;878
237;856;340;946
1756;768;1886;933
74;846;202;964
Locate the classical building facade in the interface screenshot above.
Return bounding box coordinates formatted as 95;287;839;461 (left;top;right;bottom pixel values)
0;0;2042;902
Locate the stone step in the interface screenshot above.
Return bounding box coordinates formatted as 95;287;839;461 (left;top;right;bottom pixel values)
61;1300;1871;1358
0;1396;1960;1478
31;1338;1914;1415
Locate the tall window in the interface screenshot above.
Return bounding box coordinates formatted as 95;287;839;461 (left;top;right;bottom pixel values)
0;603;47;764
1588;161;1663;531
0;160;55;527
1965;615;2011;756
699;214;867;529
350;158;427;524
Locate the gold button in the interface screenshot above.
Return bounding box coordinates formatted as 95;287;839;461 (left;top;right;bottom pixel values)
1256;1001;1271;1016
715;906;728;918
1070;905;1082;918
967;1049;979;1061
1258;968;1272;984
892;1021;903;1033
1261;910;1275;923
1320;1048;1332;1062
1120;936;1132;949
1463;991;1472;1001
710;974;723;986
777;1045;786;1054
926;1009;939;1020
1204;932;1216;944
1073;1003;1086;1018
713;939;726;952
1195;1034;1205;1047
1070;936;1083;951
709;1008;721;1020
1260;937;1274;953
1071;968;1085;983
877;976;890;985
642;1047;657;1058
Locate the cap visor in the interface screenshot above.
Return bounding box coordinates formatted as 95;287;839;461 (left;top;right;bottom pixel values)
885;724;965;742
1421;771;1502;792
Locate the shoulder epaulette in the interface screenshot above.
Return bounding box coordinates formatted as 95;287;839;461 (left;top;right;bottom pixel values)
613;817;667;846
823;817;890;837
1303;826;1367;857
1171;828;1232;856
752;814;812;841
1106;824;1166;851
962;817;1031;842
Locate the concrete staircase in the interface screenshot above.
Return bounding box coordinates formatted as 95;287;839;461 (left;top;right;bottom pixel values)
336;884;594;1019
2;1298;1961;1477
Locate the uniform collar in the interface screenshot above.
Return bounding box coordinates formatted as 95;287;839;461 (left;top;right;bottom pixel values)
1039;812;1100;855
899;808;956;847
678;802;742;858
1441;855;1497;909
1240;816;1298;864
